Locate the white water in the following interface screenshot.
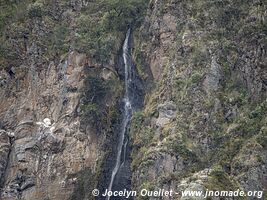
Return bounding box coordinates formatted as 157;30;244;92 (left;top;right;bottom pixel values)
106;29;132;199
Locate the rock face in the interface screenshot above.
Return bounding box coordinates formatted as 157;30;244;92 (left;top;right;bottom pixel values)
203;56;223;94
0;51;97;200
131;0;267;199
0;1;126;199
0;130;11;187
156;101;177;127
0;0;266;200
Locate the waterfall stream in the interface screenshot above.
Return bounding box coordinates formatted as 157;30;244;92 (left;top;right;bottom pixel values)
107;29;132;199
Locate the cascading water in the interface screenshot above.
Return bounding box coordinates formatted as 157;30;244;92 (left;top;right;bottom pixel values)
106;29;132;200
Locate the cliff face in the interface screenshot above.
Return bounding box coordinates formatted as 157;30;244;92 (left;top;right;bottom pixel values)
0;51;91;200
0;1;122;200
131;0;266;199
0;0;266;200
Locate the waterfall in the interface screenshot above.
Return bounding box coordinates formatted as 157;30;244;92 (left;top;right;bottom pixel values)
106;29;132;199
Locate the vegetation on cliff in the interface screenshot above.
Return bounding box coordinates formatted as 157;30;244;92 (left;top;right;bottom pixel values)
0;0;149;68
74;0;149;63
0;0;266;199
130;0;266;197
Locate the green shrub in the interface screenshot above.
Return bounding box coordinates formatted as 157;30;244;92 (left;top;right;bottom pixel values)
28;2;44;18
74;0;149;62
174;78;185;90
256;131;267;148
85;75;109;102
190;47;208;67
82;103;99;118
41;23;70;57
205;169;238;191
81;70;123;131
81;74;109;129
132;112;145;128
190;73;203;84
171;142;198;162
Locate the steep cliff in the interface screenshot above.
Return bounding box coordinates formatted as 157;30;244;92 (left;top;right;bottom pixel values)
0;0;266;200
131;0;266;199
0;1;127;199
